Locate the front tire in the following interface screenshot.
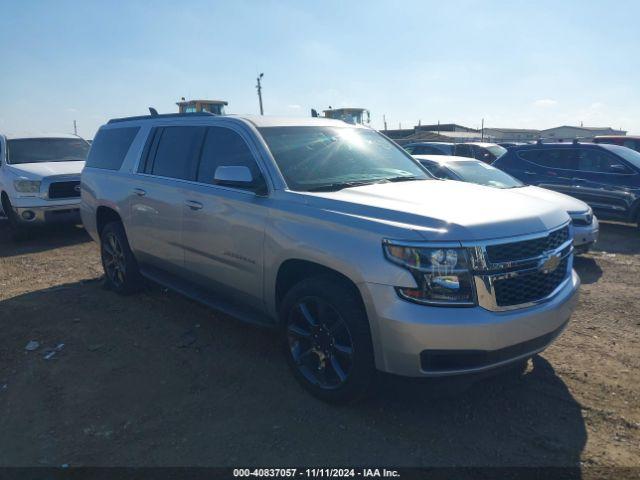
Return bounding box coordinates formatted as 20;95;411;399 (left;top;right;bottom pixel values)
1;195;28;241
280;275;375;403
100;221;142;294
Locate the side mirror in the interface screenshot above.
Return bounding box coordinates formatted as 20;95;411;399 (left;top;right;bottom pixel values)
214;166;267;195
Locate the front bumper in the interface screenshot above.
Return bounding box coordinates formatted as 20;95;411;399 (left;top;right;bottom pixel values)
361;269;580;377
10;200;81;225
572;216;599;252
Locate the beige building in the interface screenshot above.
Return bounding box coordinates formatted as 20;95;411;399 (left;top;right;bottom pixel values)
482;128;540;142
540;126;626;142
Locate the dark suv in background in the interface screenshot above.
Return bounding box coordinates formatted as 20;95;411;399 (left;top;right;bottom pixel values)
493;142;640;228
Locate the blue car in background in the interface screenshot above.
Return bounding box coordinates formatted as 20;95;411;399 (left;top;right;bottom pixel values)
493;142;640;228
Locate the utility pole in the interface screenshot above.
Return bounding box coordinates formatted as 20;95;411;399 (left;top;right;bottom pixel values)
383;114;387;131
73;120;77;135
256;73;264;115
481;118;484;141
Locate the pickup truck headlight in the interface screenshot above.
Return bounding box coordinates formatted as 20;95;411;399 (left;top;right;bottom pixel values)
383;241;476;306
14;179;42;193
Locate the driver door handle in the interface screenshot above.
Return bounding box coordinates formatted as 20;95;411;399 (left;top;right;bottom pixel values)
133;188;146;196
185;200;203;211
572;178;587;183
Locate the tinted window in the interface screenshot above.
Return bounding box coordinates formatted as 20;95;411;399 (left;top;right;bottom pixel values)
574;148;632;174
197;127;261;186
86;127;139;170
519;149;576;169
7;138;89;164
151;127;206;180
454;144;473;157
599;144;640;170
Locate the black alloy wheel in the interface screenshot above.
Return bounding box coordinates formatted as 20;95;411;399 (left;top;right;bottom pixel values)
287;296;354;390
281;275;375;403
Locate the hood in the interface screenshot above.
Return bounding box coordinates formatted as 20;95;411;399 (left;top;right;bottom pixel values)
303;180;570;242
514;186;590;213
7;161;85;179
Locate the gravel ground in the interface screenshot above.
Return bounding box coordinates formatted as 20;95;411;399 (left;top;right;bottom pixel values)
0;220;638;468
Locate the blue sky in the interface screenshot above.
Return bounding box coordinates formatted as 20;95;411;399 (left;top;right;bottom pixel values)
2;0;639;138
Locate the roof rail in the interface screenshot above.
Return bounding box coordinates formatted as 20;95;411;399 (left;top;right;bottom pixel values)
107;111;216;124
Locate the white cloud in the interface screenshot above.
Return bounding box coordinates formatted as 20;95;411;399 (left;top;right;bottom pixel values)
533;99;558;108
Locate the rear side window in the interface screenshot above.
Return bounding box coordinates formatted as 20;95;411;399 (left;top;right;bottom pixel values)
519;149;576;169
149;126;206;180
86;127;139;170
197;127;261;186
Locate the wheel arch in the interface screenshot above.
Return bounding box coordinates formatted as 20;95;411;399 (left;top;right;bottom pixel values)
96;205;123;237
274;259;366;319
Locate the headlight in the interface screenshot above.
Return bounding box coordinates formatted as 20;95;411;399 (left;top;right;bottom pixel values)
569;207;593;226
14;179;41;193
383;241;476;306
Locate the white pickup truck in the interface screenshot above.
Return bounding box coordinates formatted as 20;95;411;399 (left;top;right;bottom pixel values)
0;133;90;235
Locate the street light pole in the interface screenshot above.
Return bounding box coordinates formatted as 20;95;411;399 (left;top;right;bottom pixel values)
256;73;264;115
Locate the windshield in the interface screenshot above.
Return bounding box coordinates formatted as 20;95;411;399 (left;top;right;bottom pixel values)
419;161;459;180
486;145;507;160
447;160;523;188
600;144;640;170
259;126;430;191
7;138;90;164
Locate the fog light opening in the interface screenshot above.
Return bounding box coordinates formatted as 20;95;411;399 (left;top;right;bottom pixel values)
21;210;36;221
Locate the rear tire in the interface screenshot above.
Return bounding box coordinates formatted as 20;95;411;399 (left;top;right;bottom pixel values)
280;275;375;404
100;221;142;294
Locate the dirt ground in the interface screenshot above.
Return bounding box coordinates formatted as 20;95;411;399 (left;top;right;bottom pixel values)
0;219;638;468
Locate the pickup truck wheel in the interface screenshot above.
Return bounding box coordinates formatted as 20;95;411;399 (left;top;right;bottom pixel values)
100;222;142;294
1;195;28;241
280;276;375;403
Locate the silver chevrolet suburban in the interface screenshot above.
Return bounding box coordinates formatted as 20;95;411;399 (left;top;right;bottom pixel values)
81;113;580;402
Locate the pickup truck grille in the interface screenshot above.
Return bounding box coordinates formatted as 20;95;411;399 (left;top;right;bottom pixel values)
485;225;570;264
49;181;81;199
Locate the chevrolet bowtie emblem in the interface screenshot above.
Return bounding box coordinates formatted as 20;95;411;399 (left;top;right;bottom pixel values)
540;253;561;273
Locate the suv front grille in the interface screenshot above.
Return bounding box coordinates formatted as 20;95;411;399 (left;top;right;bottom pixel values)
473;223;573;311
485;225;570;264
49;181;81;199
493;257;569;307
